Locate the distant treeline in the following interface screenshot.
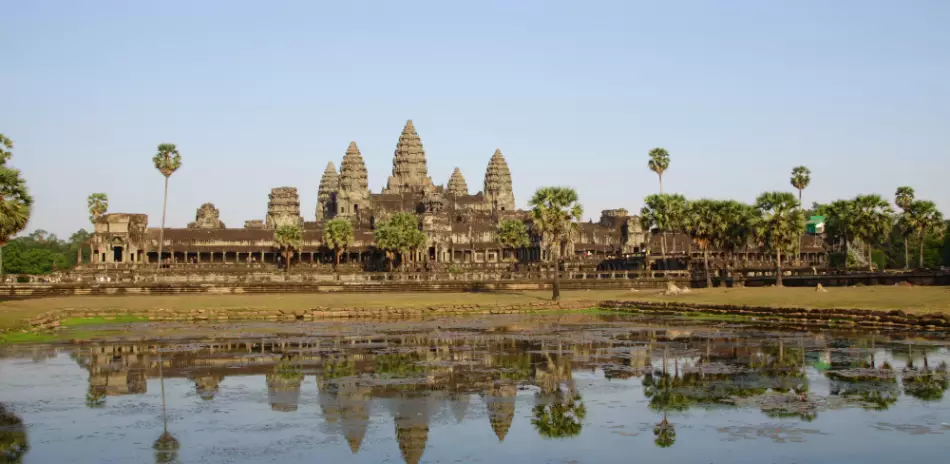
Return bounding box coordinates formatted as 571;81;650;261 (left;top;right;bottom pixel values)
1;229;91;275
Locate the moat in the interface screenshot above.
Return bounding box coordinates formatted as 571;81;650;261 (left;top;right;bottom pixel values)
2;314;949;463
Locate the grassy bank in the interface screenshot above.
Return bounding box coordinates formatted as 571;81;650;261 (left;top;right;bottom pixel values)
0;290;639;331
630;286;950;314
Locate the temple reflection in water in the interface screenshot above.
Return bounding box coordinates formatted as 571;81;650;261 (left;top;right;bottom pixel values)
53;319;948;463
0;316;948;463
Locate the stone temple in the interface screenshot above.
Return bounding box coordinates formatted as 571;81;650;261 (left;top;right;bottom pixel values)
89;120;827;270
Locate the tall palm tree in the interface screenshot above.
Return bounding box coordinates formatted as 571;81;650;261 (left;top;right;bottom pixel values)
529;187;583;301
0;135;33;278
274;224;303;271
790;166;811;264
152;144;182;269
685;199;728;288
905;200;945;268
894;187;915;269
647;148;671;194
86;193;108;264
851;194;894;270
754;191;804;287
324;218;354;269
640;193;687;271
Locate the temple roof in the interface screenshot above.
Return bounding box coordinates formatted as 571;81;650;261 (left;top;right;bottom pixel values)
446;167;468;196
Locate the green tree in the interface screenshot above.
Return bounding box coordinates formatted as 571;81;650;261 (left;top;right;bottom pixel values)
323;218;354;269
373;212;427;271
815;200;856;270
905;200;945;268
640;193;688;271
529;187;583;301
851;194;894;270
496;219;529;262
0;136;33;278
754;192;804;287
716;200;757;280
684;199;725;288
895;187;916;269
85;193;108;264
647;147;670;194
0;403;30;463
274;224;302;271
152;144;182;269
790;166;811;263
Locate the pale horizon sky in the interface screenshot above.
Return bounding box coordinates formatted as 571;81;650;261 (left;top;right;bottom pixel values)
4;0;948;238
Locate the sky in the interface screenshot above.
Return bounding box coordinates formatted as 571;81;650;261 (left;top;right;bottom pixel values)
3;0;949;238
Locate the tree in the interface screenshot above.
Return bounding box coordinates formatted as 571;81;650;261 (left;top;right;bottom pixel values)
152;144;182;268
86;193;108;264
640;193;687;271
684;199;725;288
754;192;804;287
0;135;33;277
815;200;856;270
790;166;811;263
496;219;529;262
324;218;354;269
273;224;302;271
715;200;757;281
647;147;670;194
895;187;915;269
373;213;427;272
851;194;894;270
529;187;582;301
905;200;945;268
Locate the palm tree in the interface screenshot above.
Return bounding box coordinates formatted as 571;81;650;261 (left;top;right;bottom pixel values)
152;144;182;269
895;187;915;269
496;219;529;263
0;134;13;164
274;224;302;271
640;193;687;271
754;192;804;287
816;200;856;270
905;200;945;268
851;194;894;270
647;148;671;194
85;193;108;264
790;166;811;264
0;136;33;278
716;200;757;282
529;187;583;301
684;199;724;288
324;218;354;269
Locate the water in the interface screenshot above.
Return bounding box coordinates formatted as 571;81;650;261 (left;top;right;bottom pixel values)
1;314;949;463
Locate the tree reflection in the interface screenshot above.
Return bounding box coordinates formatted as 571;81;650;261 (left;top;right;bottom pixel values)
0;404;29;464
531;390;586;439
902;359;949;402
653;412;676;448
85;385;106;408
153;349;179;463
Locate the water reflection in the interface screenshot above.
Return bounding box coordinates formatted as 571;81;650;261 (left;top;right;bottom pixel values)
1;316;949;463
0;404;29;464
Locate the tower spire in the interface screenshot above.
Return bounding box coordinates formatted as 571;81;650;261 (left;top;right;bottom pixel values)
383;119;435;194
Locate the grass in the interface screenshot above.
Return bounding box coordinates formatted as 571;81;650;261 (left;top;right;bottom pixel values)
59;315;149;327
631;286;950;314
0;290;637;331
1;286;948;337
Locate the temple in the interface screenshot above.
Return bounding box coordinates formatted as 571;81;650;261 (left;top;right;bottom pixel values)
88;120;826;271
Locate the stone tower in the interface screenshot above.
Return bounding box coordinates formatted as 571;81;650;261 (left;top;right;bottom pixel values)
383;120;435;194
483;149;515;212
265;187;303;228
337;141;370;218
446;167;468;196
316;161;339;221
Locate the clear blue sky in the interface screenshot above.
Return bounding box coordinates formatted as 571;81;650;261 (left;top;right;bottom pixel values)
4;0;948;238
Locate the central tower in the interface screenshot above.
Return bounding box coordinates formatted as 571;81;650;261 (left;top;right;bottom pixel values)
383;120;436;195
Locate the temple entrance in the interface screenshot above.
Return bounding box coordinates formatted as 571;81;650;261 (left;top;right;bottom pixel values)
113;246;124;263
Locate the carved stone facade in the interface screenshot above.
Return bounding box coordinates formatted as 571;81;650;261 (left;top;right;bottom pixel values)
86;119;826;270
188;203;225;229
265;187;303;229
